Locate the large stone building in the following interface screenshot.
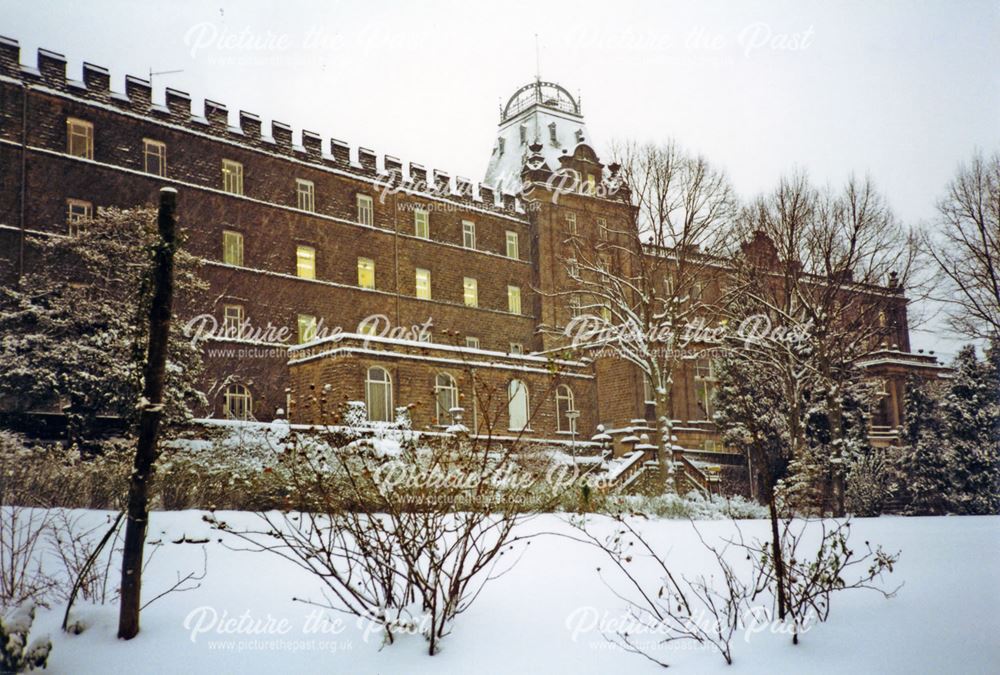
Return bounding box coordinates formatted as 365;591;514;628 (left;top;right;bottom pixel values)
0;38;946;485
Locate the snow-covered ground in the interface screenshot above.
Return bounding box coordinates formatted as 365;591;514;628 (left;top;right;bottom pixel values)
27;512;1000;674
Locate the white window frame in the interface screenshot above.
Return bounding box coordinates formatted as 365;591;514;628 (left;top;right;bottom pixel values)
598;217;609;240
143;138;166;177
694;359;718;419
66;117;93;159
222;304;244;336
222;159;244;195
462;220;476;249
223;383;253;420
507;285;522;315
505;230;519;259
357;257;375;289
296;245;316;280
465;336;480;350
463;277;478;308
356;194;374;226
296;178;315;212
434;372;459;426
565;212;577;234
222;230;244;266
509;342;524;355
508;379;529;431
556;385;576;433
415;268;432;300
66;199;92;236
414;208;430;239
365;367;393;423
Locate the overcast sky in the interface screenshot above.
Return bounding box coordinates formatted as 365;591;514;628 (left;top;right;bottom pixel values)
3;0;998;357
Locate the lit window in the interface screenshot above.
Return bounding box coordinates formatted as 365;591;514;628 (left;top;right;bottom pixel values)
296;245;316;280
223;383;253;420
415;268;432;300
509;343;523;355
143;139;166;176
66;118;93;159
297;314;318;344
222;304;244;336
434;372;459;425
598;217;609;240
357;257;375;289
556;385;576;433
296;179;315;212
463;277;478;308
222;159;244;195
505;230;519;259
66;199;92;236
507;285;521;314
222;230;244;266
365;367;393;422
565;212;577;234
508;379;529;431
356;194;373;225
414;208;429;239
465;336;480;349
584;173;596;195
462;220;476;249
694;359;717;419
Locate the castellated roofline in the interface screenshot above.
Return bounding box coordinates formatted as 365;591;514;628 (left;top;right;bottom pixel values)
0;36;524;215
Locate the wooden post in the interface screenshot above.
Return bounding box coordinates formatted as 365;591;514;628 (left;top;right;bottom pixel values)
118;187;177;640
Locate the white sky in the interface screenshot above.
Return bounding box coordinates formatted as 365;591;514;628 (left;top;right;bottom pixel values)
3;0;998;358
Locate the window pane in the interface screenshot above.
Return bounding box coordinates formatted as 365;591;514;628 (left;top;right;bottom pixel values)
296;246;316;279
508;380;529;431
222;160;244;195
357;195;373;225
507;286;521;314
416;268;431;300
223;231;244;266
505;231;519;259
357;257;375;289
414;209;429;238
463;277;478;307
366;368;393;422
297;179;315;212
297;314;317;344
463;221;476;249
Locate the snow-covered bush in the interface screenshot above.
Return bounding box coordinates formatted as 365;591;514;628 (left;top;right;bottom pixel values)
610;491;768;520
0;604;51;672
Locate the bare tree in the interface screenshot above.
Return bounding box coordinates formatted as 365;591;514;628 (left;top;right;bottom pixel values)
559;140;735;491
925;150;1000;340
723;171;919;516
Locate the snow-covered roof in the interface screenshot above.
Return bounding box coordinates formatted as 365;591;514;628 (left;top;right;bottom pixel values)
483;79;592;193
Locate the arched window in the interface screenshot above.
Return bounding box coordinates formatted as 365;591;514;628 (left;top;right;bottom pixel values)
434;372;458;425
508;379;529;431
366;367;393;422
556;385;576;433
223;383;253;420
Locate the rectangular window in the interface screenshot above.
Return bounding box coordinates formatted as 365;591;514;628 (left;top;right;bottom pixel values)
694;359;717;419
505;230;519;259
598;217;609;240
297;314;318;344
296;179;315;212
143;139;166;176
357;257;375;289
222;159;244;195
415;268;432;300
66;199;92;236
462;220;476;249
356;194;373;225
567;258;579;278
222;304;244;336
465;336;480;349
66;118;93;159
463;277;478;308
296;245;316;280
565;212;577;234
222;230;244;266
569;294;582;318
507;285;522;314
509;343;524;355
585;173;596;195
414;208;429;239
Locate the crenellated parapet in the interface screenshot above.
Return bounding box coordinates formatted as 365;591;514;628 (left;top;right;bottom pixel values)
0;37;524;216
